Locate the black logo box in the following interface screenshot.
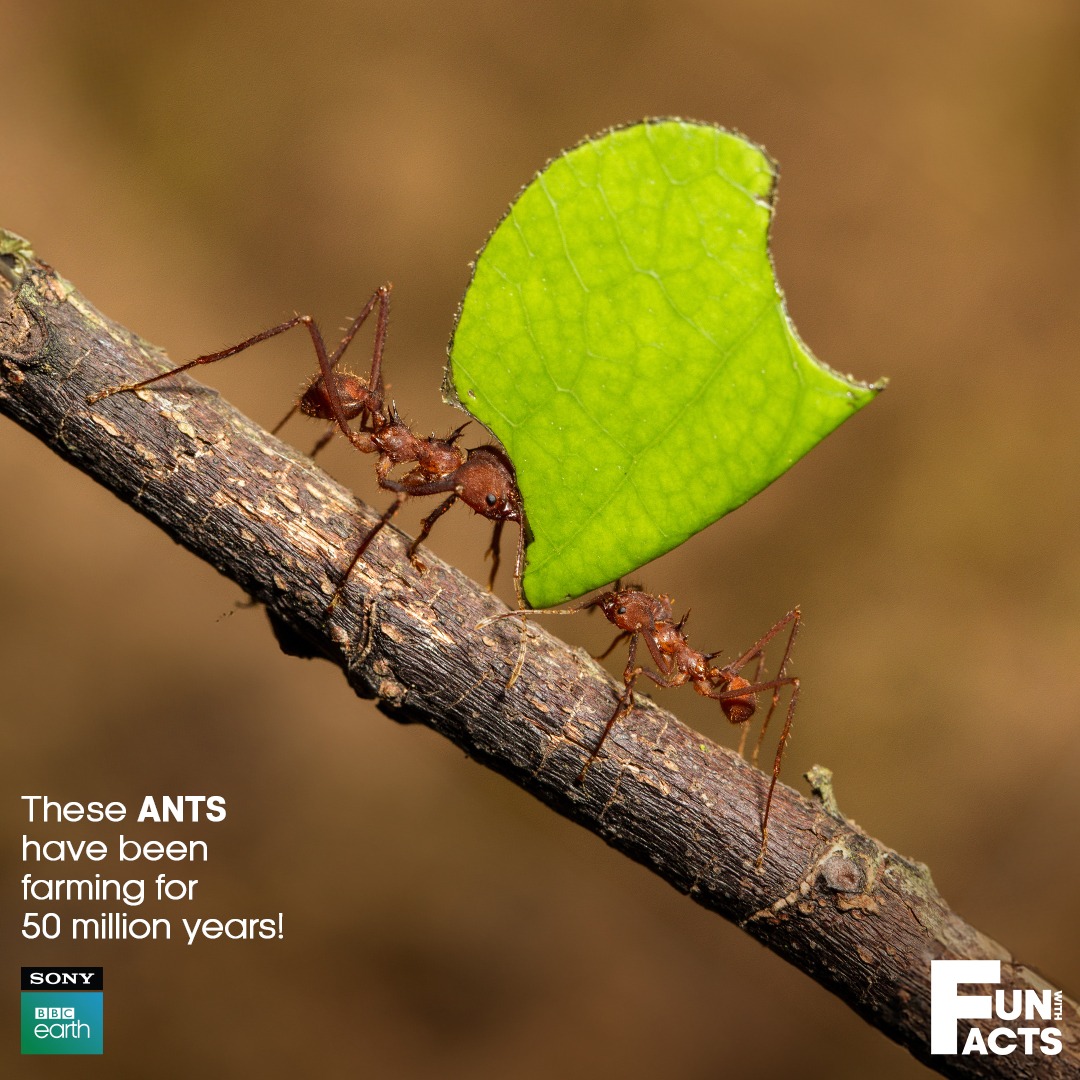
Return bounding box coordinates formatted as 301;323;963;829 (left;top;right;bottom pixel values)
21;967;103;991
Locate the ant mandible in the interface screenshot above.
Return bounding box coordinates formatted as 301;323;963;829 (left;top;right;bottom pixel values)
493;586;801;862
89;284;527;608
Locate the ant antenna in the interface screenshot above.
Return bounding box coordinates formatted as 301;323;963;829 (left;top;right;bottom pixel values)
475;595;599;631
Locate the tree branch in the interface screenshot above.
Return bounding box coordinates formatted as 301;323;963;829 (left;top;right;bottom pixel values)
2;237;1075;1077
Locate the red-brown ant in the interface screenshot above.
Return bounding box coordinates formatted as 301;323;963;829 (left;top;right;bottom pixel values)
489;586;801;862
88;284;527;608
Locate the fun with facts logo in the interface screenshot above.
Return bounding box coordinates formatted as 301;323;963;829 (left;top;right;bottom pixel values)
931;960;1063;1057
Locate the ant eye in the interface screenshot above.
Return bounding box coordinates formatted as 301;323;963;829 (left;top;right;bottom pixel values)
617;606;626;615
486;493;497;507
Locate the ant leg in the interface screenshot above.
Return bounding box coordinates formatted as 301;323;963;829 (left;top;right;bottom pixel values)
488;516;531;688
304;389;382;458
407;493;459;571
307;427;337;459
737;724;751;760
511;518;527;609
294;316;378;455
729;608;802;681
735;609;801;766
474;593;599;631
88;315;316;403
480;515;529;689
635;663;683;690
703;672;800;867
758;677;800;868
746;652;769;765
364;282;392;403
484;519;504;591
719;608;801;763
272;284;392;436
326;492;406;611
595;630;631;661
579;635;643;784
704;609;802;866
735;650;767;761
473;519;529;687
502;521;530;687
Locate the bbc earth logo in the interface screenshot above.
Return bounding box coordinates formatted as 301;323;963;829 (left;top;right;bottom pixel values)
20;967;103;1055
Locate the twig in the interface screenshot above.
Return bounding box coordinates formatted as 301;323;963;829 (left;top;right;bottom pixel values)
2;236;1076;1078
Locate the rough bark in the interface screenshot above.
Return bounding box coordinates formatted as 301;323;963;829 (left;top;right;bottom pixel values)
2;236;1076;1077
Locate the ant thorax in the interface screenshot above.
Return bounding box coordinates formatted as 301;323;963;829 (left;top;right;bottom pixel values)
416;438;467;479
671;638;711;685
371;419;435;467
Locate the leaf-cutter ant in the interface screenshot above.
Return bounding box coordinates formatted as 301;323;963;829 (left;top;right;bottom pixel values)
489;586;801;862
88;284;527;609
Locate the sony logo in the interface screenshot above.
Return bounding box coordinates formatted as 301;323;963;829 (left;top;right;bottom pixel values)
29;972;96;986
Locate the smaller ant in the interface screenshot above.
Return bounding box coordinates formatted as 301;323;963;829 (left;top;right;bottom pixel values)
490;586;801;862
89;285;527;609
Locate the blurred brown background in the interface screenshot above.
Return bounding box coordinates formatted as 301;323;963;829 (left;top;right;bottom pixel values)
3;1;1078;1076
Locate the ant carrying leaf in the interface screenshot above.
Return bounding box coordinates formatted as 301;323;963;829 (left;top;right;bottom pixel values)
485;585;801;863
89;285;527;610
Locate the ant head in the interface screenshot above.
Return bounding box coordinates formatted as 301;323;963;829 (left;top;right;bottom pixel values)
458;446;523;522
595;588;669;633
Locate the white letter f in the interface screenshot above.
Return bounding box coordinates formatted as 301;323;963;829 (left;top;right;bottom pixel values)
931;960;998;1054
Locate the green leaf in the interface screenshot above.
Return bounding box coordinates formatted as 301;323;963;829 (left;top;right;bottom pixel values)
447;119;883;608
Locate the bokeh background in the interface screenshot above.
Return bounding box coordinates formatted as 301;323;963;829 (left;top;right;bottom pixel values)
3;1;1078;1076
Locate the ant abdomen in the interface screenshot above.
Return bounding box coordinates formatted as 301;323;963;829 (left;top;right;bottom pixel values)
721;680;757;725
299;372;376;422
